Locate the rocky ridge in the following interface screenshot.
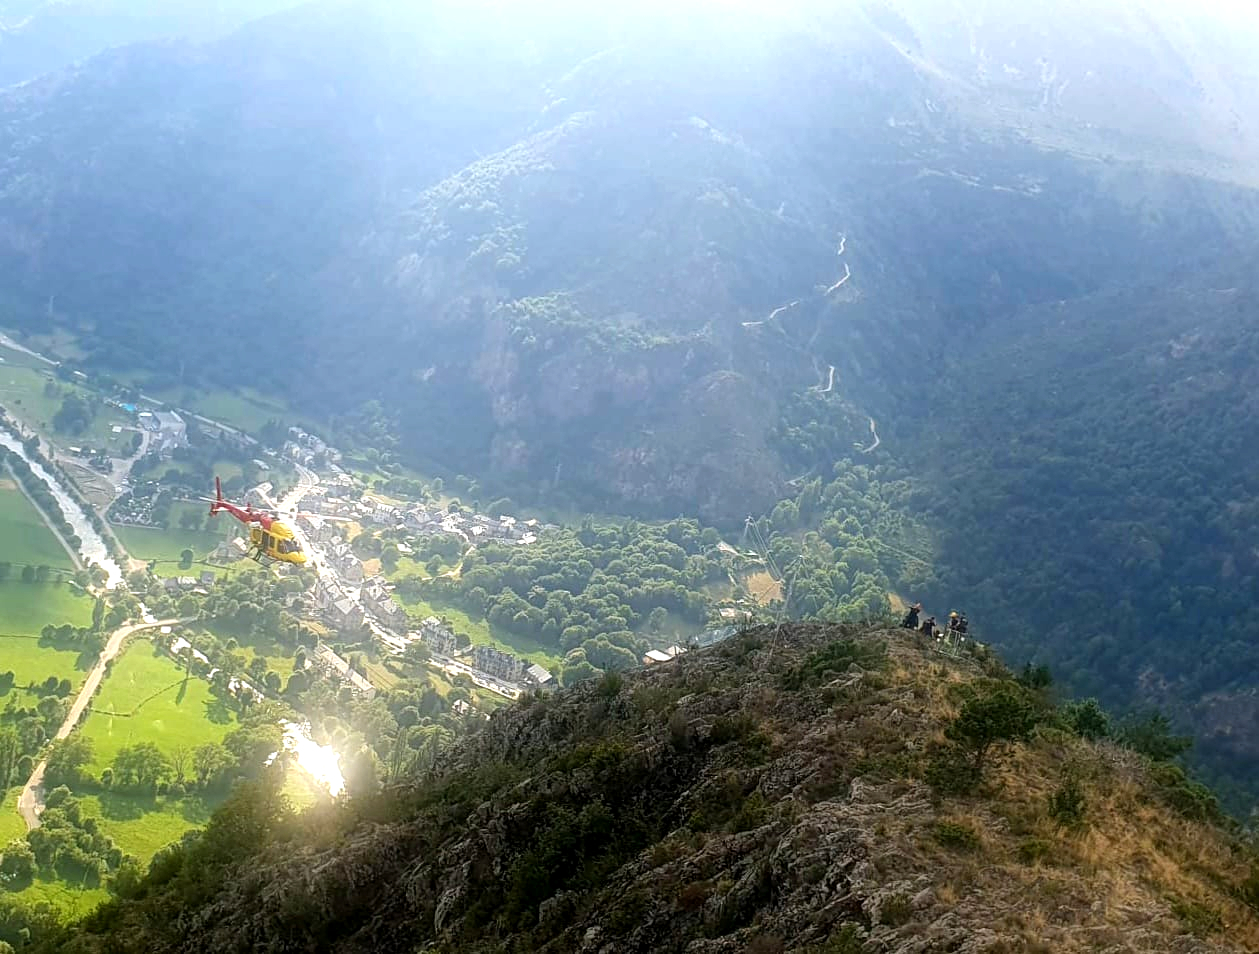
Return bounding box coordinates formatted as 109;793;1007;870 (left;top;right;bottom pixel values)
54;624;1259;953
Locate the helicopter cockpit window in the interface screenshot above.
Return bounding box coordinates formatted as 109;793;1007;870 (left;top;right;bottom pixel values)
279;539;301;555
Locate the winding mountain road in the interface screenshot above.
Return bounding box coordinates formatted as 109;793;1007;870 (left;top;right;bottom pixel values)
18;617;180;829
825;263;851;295
860;418;880;454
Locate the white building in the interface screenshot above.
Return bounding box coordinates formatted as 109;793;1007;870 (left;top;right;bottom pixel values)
153;411;188;455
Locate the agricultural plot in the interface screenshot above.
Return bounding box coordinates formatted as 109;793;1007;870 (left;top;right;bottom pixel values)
113;502;236;573
0;361;133;454
0;582;92;637
79;640;236;775
73;791;225;864
0;480;77;569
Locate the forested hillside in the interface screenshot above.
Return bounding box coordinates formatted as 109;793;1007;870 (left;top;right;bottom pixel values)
0;0;302;88
0;0;1258;799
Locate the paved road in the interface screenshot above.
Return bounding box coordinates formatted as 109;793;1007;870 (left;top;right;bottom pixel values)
18;617;179;829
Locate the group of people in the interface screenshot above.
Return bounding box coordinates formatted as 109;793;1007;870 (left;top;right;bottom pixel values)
900;602;968;641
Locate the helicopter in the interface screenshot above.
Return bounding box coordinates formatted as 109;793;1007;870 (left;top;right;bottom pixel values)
206;476;307;566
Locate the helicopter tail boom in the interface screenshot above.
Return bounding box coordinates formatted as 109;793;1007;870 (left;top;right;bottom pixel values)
209;476;225;515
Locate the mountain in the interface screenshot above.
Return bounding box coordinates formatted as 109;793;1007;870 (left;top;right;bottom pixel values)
29;624;1259;953
0;0;304;89
1;0;1258;795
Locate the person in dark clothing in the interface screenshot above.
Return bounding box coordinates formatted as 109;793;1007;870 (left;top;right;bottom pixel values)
921;616;936;638
901;603;921;629
958;614;969;636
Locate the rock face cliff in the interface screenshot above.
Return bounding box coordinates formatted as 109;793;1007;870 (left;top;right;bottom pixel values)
54;623;1259;953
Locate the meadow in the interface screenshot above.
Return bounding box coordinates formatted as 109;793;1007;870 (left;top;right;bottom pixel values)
0;479;76;569
79;640;236;774
0;358;133;455
113;502;236;575
0;785;25;844
0;581;90;636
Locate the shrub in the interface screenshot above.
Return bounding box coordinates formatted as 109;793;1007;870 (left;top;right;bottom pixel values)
945;684;1040;773
781;639;885;691
1018;837;1054;865
1149;763;1223;824
1169;898;1222;936
688;774;766;833
669;710;694;752
678;881;712;911
596;670;623;700
710;714;772;763
1234;865;1259;912
932;820;981;851
801;925;866;954
1048;773;1087;828
1061;698;1109;740
744;936;786;954
925;744;982;796
1118;711;1191;761
878;892;913;927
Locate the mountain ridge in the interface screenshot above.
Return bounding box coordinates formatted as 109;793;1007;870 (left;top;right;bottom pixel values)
36;623;1259;953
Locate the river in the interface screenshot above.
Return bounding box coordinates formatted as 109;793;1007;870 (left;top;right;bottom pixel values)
0;430;124;588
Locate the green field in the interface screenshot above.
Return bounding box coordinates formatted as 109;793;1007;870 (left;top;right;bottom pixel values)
0;784;25;844
74;790;225;864
8;877;109;919
0;634;90;715
0;581;92;636
114;501;236;572
80;641;237;774
0;361;133;455
145;385;293;436
0;480;77;569
394;593;562;668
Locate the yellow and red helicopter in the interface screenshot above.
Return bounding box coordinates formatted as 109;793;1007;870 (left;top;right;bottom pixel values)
207;476;307;566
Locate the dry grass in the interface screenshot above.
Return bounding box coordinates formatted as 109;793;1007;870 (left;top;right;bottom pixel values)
741;570;783;606
849;631;1259;951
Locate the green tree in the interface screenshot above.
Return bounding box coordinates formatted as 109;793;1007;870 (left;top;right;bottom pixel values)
0;728;20;790
946;684;1040;773
0;838;35;885
112;742;173;791
179;548;194;569
403;641;431;668
192;743;236;790
44;736;94;787
1118;711;1192;761
1062;698;1110;740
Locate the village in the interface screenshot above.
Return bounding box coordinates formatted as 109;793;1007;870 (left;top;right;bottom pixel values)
33;375;744;707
